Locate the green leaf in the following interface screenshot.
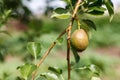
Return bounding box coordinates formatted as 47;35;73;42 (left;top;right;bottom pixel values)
71;44;80;63
87;7;106;13
0;1;4;13
0;52;4;61
51;12;71;19
36;77;47;80
91;76;101;80
40;72;59;80
0;9;12;27
87;10;104;15
27;42;41;59
54;8;67;14
17;63;37;80
4;9;12;17
0;31;11;36
56;38;63;45
48;66;62;75
82;19;96;31
88;0;103;7
73;66;87;70
87;64;100;76
0;0;3;4
87;6;105;15
87;0;97;2
104;0;114;21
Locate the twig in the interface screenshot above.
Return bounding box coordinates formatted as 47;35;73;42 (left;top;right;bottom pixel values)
67;25;71;80
66;0;82;80
32;29;66;80
32;0;82;80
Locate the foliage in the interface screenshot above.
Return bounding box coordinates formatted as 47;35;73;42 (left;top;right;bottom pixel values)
17;63;37;80
27;42;41;62
0;0;117;80
90;14;120;47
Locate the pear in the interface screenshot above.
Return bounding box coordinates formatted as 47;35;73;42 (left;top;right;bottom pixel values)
71;29;89;51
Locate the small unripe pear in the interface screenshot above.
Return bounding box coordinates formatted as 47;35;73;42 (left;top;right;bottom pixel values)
71;29;89;52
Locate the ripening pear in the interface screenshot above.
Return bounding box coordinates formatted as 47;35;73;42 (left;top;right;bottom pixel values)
71;29;89;52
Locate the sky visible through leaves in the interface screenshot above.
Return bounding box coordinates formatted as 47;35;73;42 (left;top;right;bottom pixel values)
22;0;119;15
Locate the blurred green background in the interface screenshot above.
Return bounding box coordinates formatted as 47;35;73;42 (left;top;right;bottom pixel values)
0;0;120;80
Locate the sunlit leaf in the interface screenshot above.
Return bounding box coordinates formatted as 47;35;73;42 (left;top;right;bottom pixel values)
91;76;101;80
36;77;47;80
27;42;41;59
51;12;71;19
87;64;100;76
82;19;96;31
48;66;62;75
4;9;12;17
71;44;80;63
104;0;114;21
87;7;106;12
0;9;12;27
17;63;37;80
73;66;87;70
40;72;59;80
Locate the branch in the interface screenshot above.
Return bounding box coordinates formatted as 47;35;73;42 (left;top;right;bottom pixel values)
32;29;66;80
32;0;82;80
66;0;82;80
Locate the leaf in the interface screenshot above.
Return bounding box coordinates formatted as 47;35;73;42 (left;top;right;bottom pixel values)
0;0;3;4
87;7;106;15
56;38;63;45
0;52;4;61
40;72;59;80
27;42;41;59
71;44;80;63
0;10;12;27
88;0;103;7
16;76;24;80
82;19;96;31
0;1;4;13
0;46;7;62
91;76;101;80
48;66;62;75
17;63;37;79
87;10;104;15
87;0;97;2
54;8;67;14
104;0;114;21
87;64;100;76
0;31;11;36
36;77;47;80
4;9;12;17
51;12;71;19
87;7;106;12
71;0;78;6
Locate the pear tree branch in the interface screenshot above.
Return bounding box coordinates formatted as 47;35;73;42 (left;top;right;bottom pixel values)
32;0;82;80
